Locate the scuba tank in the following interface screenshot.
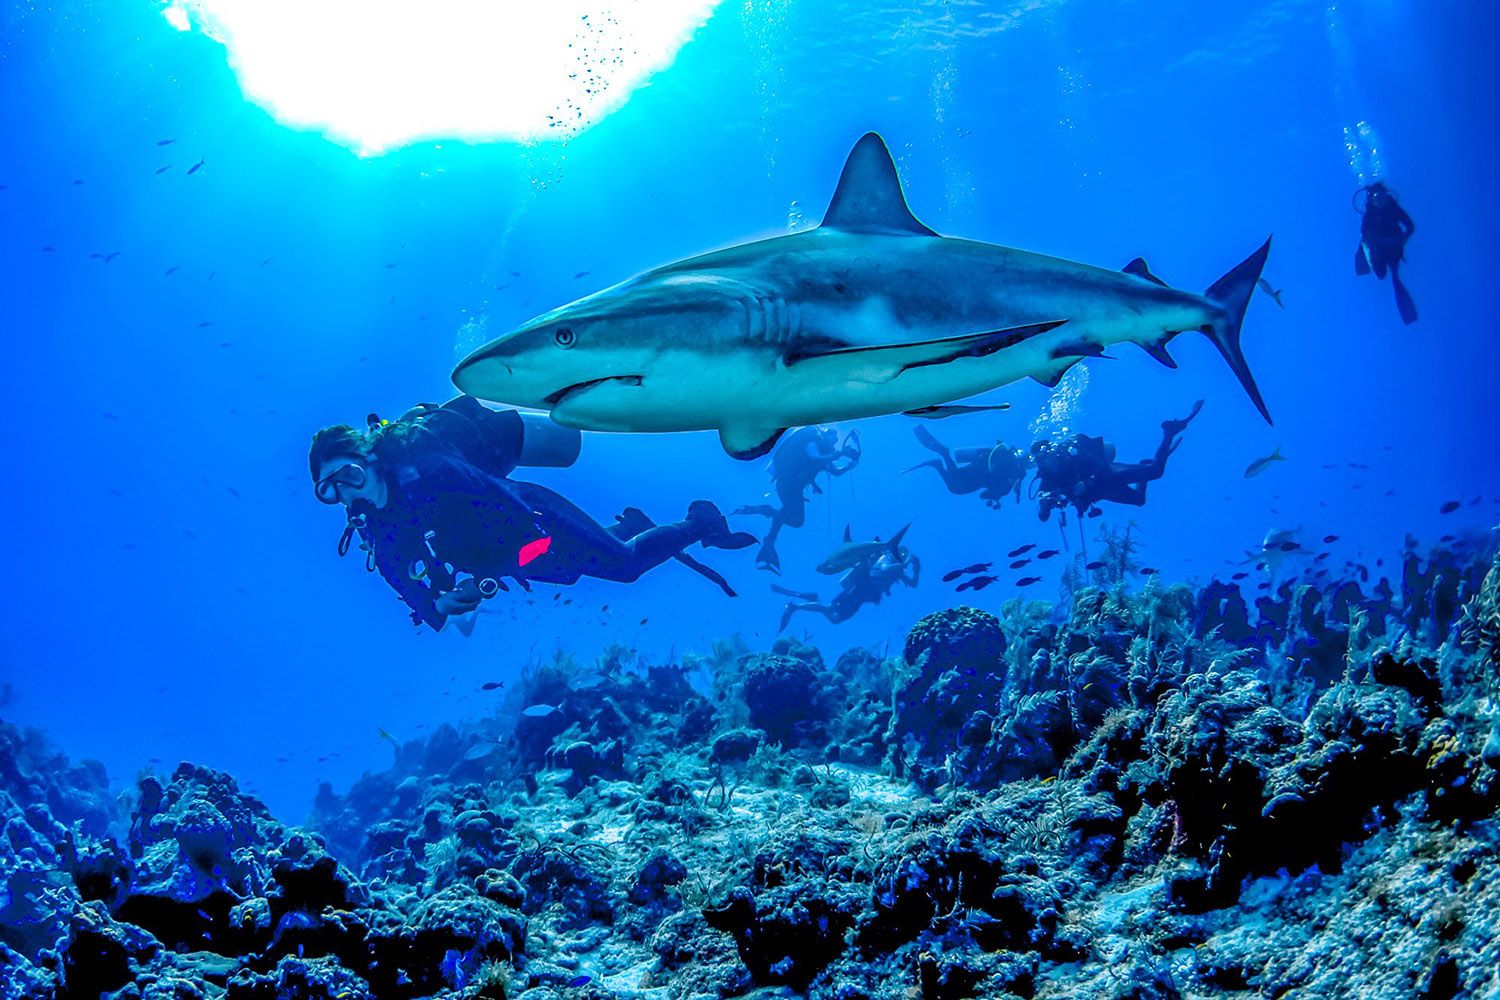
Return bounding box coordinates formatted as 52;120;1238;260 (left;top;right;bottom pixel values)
384;395;582;475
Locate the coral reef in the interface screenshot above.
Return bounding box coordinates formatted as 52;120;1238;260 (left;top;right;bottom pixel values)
1;540;1497;997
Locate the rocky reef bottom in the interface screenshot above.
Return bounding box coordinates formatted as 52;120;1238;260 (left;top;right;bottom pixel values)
4;541;1500;999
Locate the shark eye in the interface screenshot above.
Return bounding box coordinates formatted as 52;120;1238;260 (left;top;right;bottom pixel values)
554;326;576;349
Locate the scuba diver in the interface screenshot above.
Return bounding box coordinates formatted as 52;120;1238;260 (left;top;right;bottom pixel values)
734;425;860;573
1354;181;1418;325
774;546;920;630
1030;400;1204;522
310;395;756;631
905;425;1029;509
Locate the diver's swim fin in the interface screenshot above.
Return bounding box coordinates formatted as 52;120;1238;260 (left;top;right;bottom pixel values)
912;424;946;456
1354;241;1371;276
1392;274;1419;325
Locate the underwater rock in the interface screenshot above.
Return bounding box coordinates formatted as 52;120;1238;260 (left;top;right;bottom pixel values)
740;653;822;745
889;606;1008;787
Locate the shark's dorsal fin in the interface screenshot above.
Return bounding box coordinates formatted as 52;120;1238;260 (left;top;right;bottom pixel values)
843;524;852;542
1122;257;1168;287
822;133;937;237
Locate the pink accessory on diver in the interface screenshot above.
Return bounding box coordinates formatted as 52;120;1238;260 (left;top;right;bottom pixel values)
518;536;552;567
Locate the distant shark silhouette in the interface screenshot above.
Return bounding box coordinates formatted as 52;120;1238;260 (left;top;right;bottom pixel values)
453;132;1272;460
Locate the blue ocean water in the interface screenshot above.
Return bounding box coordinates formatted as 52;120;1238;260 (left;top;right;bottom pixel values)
2;0;1496;842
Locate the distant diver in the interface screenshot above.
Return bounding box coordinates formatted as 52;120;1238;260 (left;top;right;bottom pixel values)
310;395;755;631
905;425;1029;509
775;546;920;630
733;425;860;572
1353;181;1418;325
1031;400;1204;521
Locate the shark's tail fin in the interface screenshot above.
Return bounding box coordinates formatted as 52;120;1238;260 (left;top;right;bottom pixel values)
1202;237;1273;424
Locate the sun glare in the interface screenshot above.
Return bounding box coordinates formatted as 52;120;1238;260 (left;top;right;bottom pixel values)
160;0;721;155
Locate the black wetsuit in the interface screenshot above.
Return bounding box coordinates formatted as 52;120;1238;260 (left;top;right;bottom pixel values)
349;429;748;630
1031;401;1202;520
736;425;858;571
778;552;919;629
1355;183;1418;324
908;425;1027;508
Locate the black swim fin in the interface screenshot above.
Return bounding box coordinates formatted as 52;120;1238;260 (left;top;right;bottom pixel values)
1354;241;1371;276
1392;274;1418;325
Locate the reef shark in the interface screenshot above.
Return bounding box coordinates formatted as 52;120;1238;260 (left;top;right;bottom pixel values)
816;523;912;575
453;132;1272;460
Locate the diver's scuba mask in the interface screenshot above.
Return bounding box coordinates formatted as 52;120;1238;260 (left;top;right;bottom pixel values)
315;462;368;504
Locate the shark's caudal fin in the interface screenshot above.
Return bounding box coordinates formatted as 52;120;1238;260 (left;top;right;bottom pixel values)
822;133;938;237
1202;237;1274;424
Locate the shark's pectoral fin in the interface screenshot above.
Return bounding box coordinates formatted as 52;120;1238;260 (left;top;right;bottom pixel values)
787;319;1066;384
719;425;787;461
903;403;1011;419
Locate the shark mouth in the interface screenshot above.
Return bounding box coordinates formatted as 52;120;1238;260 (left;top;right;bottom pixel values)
544;374;644;407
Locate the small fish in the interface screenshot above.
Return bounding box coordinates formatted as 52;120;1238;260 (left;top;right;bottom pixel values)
103;411;119;419
155;164;172;175
384;262;399;269
1314;552;1331;562
1231;571;1249;580
462;742;501;762
1139;567;1158;576
481;681;504;691
569;673;608;690
1085;561;1105;571
521;704;559;718
72;179;83;185
574;270;591;279
1256;277;1284;308
1007;544;1036;557
156;138;176;146
639;617;649;625
1087;508;1103;518
955;575;998;592
1278;541;1300;551
164;264;181;275
108;488;124;498
1322;534;1339;543
566;977;591;988
260;256;273;267
1439;500;1460;514
226;486;241;499
941;569;966;582
1257;582;1271;590
1008;558;1030;569
197;321;215;328
1440;534;1455;543
41;245;55;252
1016;576;1042;587
1348;462;1370;470
1243;447;1285;478
1036;549;1059;560
187;158;206;174
377;727;400;749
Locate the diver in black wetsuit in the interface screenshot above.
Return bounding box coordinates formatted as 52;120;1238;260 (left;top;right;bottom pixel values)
775;546;919;630
905;425;1029;509
734;425;860;572
1031;400;1203;521
1354;181;1418;325
310;396;755;631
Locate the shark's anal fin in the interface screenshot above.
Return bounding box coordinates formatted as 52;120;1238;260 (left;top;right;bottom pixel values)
821;133;938;237
719;425;787;461
1122;257;1169;287
786;319;1067;383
